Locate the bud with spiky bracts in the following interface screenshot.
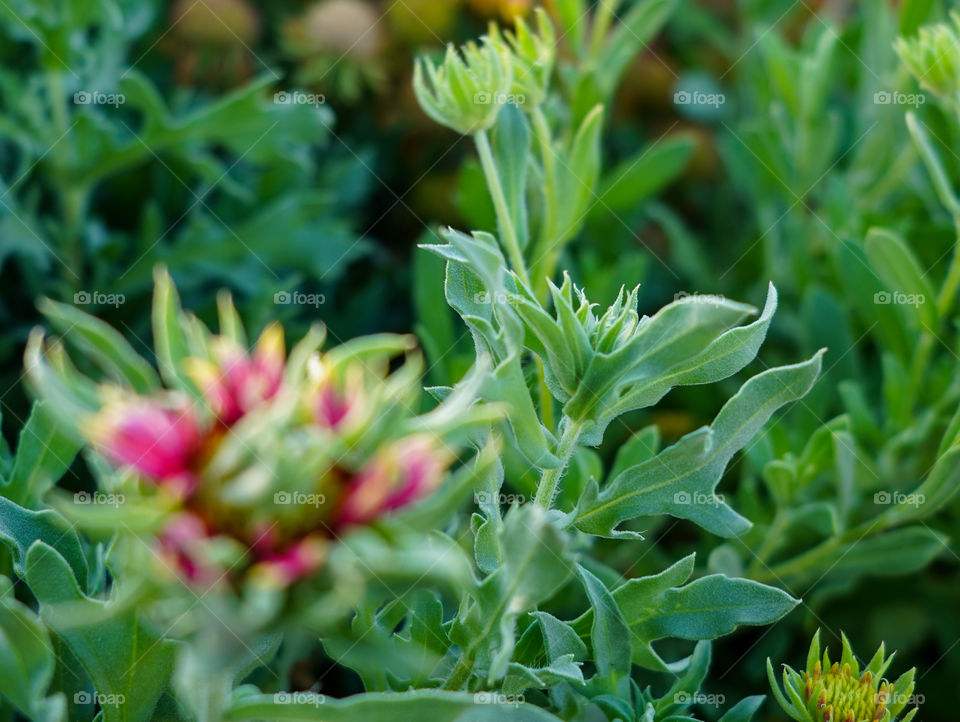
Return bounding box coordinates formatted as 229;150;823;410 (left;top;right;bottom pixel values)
768;630;920;722
413;35;513;135
896;12;960;101
487;8;556;108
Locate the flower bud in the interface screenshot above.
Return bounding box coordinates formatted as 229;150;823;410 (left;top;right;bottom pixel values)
896;14;960;99
414;38;513;134
89;397;201;494
184;323;285;426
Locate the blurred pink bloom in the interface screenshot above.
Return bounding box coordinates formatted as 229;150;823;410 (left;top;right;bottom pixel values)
186;324;285;426
338;437;447;526
157;514;223;585
90;398;201;493
252;534;328;586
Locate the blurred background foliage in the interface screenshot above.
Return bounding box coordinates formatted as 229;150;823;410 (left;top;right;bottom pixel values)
1;0;958;719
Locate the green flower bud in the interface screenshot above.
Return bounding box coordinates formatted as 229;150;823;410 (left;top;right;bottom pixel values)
488;7;556;108
769;630;920;722
896;12;960;99
413;37;513;134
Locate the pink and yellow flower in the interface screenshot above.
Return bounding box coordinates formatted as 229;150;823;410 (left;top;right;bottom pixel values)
338;436;449;526
184;324;285;426
88;397;202;494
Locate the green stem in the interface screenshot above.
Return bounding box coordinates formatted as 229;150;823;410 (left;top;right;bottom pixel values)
442;652;475;691
473;129;531;287
534;418;584;509
530;107;559;301
937;222;960;318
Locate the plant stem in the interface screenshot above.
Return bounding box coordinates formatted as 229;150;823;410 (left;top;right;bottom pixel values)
530;107;559;301
442;652;475;690
473;129;531;287
937;221;960;318
534;418;584;509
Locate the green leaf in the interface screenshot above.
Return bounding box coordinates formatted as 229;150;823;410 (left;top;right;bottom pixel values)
578;565;631;684
492;103;531;250
0;576;65;722
224;689;563;721
882;445;960;524
593;135;694;214
573;555;797;671
38;298;160;394
0;497;88;589
451;506;575;684
151;266;200;398
815;526;947;583
575;351;824;538
598;0;679;95
864;227;937;329
5;401;81;506
24;542;176;722
718;695;766;722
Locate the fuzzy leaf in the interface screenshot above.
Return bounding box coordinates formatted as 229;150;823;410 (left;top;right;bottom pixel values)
575;351;824;537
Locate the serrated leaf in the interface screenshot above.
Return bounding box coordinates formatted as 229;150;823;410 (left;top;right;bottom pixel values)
0;497;88;590
575;351;824;538
5;401;81;506
0;576;65;722
24;542;175;722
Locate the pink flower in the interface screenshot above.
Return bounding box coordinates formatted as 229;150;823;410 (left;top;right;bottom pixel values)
156;514;222;585
185;324;285;426
338;437;448;526
311;360;364;431
250;534;329;586
90;398;201;493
